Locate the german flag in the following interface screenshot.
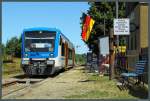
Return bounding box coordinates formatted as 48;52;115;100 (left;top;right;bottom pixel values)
81;15;91;41
86;18;95;41
81;14;95;42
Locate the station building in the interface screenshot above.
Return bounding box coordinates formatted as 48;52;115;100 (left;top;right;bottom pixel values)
125;2;148;82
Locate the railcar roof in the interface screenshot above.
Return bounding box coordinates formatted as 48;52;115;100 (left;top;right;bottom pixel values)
60;33;74;48
23;27;60;32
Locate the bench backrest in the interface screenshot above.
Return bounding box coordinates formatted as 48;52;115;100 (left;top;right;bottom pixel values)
135;60;147;74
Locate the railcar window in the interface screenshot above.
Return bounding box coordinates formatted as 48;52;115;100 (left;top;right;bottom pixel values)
60;36;62;45
68;49;72;59
61;43;65;56
24;31;56;52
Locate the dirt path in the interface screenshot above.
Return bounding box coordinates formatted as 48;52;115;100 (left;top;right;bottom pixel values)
3;66;93;99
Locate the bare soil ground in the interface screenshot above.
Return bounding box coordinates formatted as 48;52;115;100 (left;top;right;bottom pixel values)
2;66;147;99
3;66;90;99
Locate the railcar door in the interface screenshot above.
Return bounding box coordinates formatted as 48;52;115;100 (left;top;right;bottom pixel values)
65;42;68;70
72;48;75;67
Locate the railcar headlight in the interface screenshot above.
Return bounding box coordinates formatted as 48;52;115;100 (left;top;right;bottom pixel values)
23;58;29;61
47;60;54;65
22;60;29;65
25;53;28;57
50;53;54;57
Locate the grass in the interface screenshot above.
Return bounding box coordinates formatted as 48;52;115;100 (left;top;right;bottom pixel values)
2;57;23;79
2;59;148;99
65;72;148;99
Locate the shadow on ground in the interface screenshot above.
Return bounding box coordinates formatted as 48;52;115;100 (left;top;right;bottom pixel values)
117;83;148;99
13;74;27;79
12;71;62;79
12;67;74;79
116;76;148;99
128;85;148;99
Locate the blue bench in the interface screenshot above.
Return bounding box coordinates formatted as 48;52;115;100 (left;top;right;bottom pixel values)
121;60;147;86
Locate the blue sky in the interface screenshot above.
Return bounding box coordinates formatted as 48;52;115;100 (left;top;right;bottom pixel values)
2;2;90;54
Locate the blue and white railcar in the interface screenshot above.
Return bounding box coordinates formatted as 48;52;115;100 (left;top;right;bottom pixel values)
21;27;75;76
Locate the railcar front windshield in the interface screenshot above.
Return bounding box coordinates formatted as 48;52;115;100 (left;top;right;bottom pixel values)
24;31;56;52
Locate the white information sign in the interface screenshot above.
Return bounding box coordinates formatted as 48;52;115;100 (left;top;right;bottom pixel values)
114;19;130;35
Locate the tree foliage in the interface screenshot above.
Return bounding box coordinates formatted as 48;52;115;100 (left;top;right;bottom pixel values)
1;43;5;55
75;54;86;65
80;2;125;54
5;36;21;57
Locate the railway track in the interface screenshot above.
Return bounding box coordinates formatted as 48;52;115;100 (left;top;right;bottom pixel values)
2;80;18;88
2;67;74;98
2;74;48;97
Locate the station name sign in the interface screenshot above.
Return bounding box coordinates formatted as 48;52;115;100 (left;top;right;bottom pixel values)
114;19;130;35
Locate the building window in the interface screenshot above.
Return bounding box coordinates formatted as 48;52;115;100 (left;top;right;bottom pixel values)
127;37;130;50
134;34;137;50
130;33;137;50
131;37;133;50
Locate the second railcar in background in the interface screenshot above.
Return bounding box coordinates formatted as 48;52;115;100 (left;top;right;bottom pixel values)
21;27;75;76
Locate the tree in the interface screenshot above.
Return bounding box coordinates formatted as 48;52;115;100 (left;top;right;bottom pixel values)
80;2;126;79
5;36;21;57
1;43;5;55
16;36;22;57
80;2;125;54
75;54;86;65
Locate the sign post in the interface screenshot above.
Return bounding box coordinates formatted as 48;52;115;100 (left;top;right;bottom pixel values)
112;18;130;80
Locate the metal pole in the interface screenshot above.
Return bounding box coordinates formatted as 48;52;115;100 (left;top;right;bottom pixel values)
104;7;106;36
109;0;119;80
116;0;118;18
116;0;119;47
104;14;106;36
